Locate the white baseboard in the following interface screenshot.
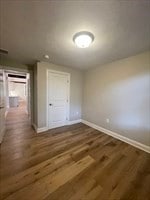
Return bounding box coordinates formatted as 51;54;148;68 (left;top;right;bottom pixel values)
81;119;150;154
37;127;48;133
32;123;48;133
32;119;82;134
32;119;150;153
67;119;82;125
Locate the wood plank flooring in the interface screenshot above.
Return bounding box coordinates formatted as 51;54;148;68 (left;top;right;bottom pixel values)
0;105;150;200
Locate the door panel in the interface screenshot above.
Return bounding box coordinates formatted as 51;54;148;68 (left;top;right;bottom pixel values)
48;71;69;129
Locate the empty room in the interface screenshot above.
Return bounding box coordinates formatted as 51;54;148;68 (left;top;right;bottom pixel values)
0;1;150;200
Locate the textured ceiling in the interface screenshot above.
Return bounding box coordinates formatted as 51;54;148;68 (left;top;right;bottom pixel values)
0;0;150;69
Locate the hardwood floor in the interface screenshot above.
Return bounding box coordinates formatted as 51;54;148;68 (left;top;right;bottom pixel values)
0;105;150;200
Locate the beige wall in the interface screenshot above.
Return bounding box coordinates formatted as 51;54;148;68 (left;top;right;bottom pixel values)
83;51;150;146
35;62;83;128
0;57;32;71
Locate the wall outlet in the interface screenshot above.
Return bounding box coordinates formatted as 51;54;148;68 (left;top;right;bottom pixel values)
106;118;110;123
76;111;79;115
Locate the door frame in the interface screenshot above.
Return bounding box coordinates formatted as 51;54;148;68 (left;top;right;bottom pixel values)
4;70;31;122
46;69;70;129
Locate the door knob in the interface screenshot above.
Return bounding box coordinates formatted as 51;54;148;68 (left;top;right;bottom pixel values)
49;103;53;106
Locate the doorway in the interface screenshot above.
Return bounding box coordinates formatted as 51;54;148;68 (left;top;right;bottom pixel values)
47;70;70;129
5;70;31;122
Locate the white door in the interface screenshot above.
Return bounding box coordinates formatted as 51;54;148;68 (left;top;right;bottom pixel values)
48;71;70;129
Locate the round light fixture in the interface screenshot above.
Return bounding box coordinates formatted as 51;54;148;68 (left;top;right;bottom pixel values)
73;31;94;48
44;54;49;59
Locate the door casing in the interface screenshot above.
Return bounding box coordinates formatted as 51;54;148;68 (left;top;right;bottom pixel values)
46;69;70;129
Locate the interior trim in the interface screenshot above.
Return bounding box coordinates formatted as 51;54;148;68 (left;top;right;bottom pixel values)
32;119;82;133
46;69;70;129
66;119;82;125
32;119;150;154
81;119;150;153
32;123;48;133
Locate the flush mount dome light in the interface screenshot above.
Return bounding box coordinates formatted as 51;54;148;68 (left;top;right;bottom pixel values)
73;31;94;48
44;54;49;59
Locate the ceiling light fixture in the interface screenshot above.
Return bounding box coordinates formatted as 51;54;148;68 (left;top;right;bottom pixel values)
73;31;94;48
44;54;49;59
